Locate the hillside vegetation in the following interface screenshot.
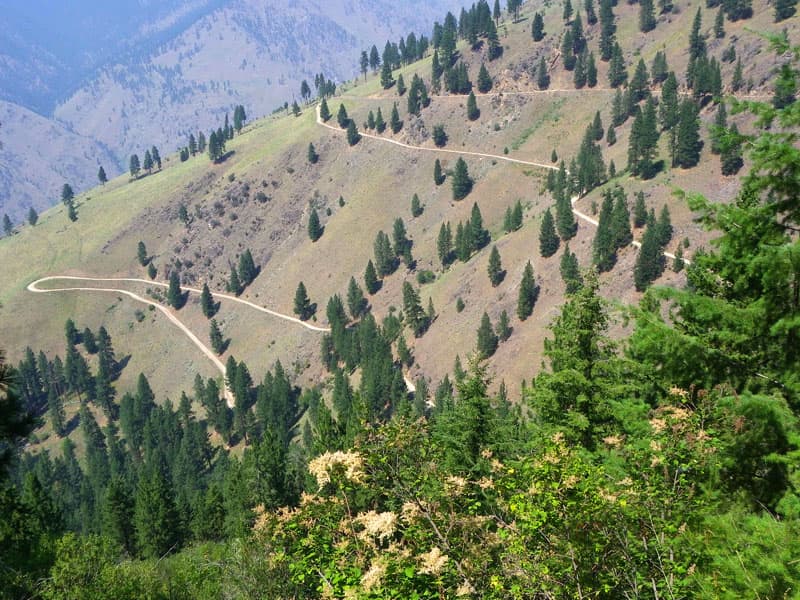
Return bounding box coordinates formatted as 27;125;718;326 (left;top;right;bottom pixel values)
1;0;799;596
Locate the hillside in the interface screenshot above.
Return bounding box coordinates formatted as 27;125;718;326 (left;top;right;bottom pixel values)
2;0;800;596
0;0;462;220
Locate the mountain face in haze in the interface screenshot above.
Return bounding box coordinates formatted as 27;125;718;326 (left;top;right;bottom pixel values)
0;0;462;219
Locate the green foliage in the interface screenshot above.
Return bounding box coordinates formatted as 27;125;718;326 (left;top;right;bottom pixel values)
560;244;583;294
346;120;361;146
411;193;423;217
517;261;539;320
487;245;505;286
389;102;402;134
466;91;480;121
433;158;445;185
477;63;493;93
539;208;560;257
293;281;313;320
307;208;323;242
432;124;447;147
451;157;473;200
476;312;498;358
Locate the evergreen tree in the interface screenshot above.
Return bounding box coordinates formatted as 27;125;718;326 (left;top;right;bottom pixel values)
651;51;669;84
555;192;577;241
633;191;648;228
319;98;331;122
437;222;453;267
134;463;181;559
517;261;539;320
451;158;473;200
599;0;616;60
606;125;616;145
532;12;545;41
66;201;78;222
364;260;380;294
390;102;403;133
773;63;796;109
308;208;323;242
307;143;318;164
477;64;493;94
228;267;242;296
137;241;148;266
291;101;301;117
496;310;512;342
574;50;587;88
61;183;74;205
210;319;225;355
238;249;258;286
367;110;376;130
775;0;797;20
673;98;702;168
98;166;107;185
347;277;367;319
375;107;386;134
611;189;633;250
586;52;598;87
656;204;673;247
411;193;423;217
27;208;38;226
539;208;560;257
293;282;313;320
487;246;505;286
628;97;660;178
346;120;361;146
536;57;550;90
561;29;576;71
639;0;656;32
337;104;349;128
563;0;574;22
402;282;429;337
360;50;369;80
633;221;665;291
129;154;141;178
380;61;395;89
369;45;381;71
466;91;480;121
608;43;627;88
659;72;680;131
143;150;153;173
560;244;583;294
476;312;498;358
512;200;523;230
494;0;502;23
434;158;445;186
47;387;66;437
720;123;744;175
200;283;216;318
167;271;183;309
710;102;728;154
2;214;11;236
714;7;725;37
593;192;617;272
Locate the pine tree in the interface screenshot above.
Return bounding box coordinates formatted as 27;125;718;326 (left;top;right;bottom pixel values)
628;97;660;178
27;208;38;226
720;123;744;175
228;267;242;296
437;222;453;267
466;91;480;121
167;270;183;309
539;208;560;257
390;102;402;133
532;12;545;40
201;283;216;318
773;63;796;109
494;0;502;23
496;310;512;341
129;154;141;178
611;189;633;250
639;0;656;32
598;0;616;60
517;261;539;320
307;143;319;164
487;246;505;286
294;282;313;320
630;59;651;103
512;200;523;229
563;0;574;22
144;149;154;173
347;277;367;319
560;244;583;294
2;214;12;236
346;120;361;146
659;72;680;131
364;260;380;294
291;101;301;117
373;108;386;134
238;249;258;286
556;192;577;240
434;159;445;186
308;208;323;242
714;7;725;37
633;192;648;228
137;241;148;266
672;98;701;168
337;104;349;128
380;61;395;89
587;52;598;87
320;98;331;122
593;192;617;272
608;43;627;88
210;319;225;355
148;262;157;280
403;281;429;337
573;50;587;88
775;0;797;21
633;221;665;291
477;64;492;93
656;204;673;247
98;166;107;185
47;387;66;436
606;125;616;145
536;57;550;89
134;464;181;559
411;194;423;217
476;312;498;358
710;102;728;154
451;158;473;200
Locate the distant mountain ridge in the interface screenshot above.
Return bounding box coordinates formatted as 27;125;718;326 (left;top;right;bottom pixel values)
0;0;462;220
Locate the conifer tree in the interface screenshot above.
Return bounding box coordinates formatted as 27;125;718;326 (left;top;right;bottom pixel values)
710;102;728;155
238;249;258;286
659;72;680;131
556;191;577;240
561;29;576;71
134;463;181;559
390;102;403;133
466;91;480;121
539;208;560;257
291;101;301;117
137;241;148;266
532;12;545;40
672;98;701;168
411;194;423;217
403;281;429;337
477;64;493;93
476;312;498;358
308;208;323;242
496;310;512;341
210;319;225;355
720;123;744;175
598;0;616;60
346;120;361;146
434;158;445;186
714;7;725;37
27;208;38;226
98;166;107;185
2;213;12;236
611;189;633;250
337;104;349;128
201;283;216;318
536;57;550;90
573;50;587;88
628;97;660;178
512;200;523;229
451;158;473;200
319;98;331;122
307;143;318;164
656;204;673;247
487;246;505;286
517;261;539;320
437;222;453;267
775;0;797;20
606;125;616;145
148;262;157;280
639;0;656;32
143;150;153;173
593;192;617;272
347;277;367;319
587;52;598;87
560;244;583;294
380;61;395;89
563;0;574;22
633;191;648;228
364;260;381;294
773;63;796;109
228;267;242;296
167;270;183;309
608;43;627;87
294;282;313;320
129;155;141;178
633;221;665;291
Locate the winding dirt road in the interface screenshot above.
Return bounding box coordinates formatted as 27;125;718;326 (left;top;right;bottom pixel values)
316;104;688;264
